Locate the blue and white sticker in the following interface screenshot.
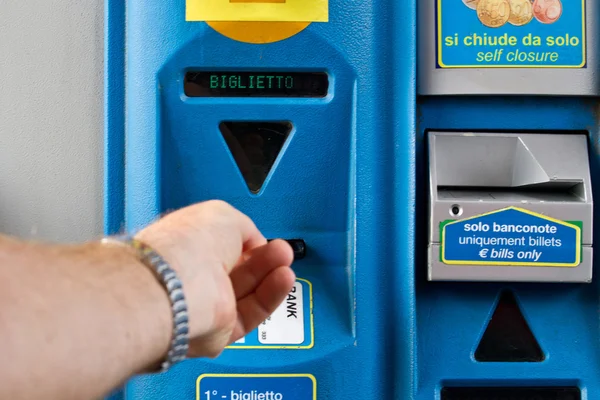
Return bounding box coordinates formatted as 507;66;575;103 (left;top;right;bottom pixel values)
227;279;313;349
441;207;581;267
437;0;586;68
197;375;316;400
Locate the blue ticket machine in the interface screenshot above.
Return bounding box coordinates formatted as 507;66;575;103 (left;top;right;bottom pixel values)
418;0;600;399
106;0;599;399
105;0;415;399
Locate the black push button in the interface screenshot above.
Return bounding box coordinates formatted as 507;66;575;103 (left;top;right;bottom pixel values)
268;239;306;260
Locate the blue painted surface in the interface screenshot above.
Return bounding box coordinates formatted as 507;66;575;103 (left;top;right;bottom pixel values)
105;0;600;398
442;208;581;266
197;375;315;400
103;0;125;236
437;0;586;68
416;96;600;399
105;0;416;399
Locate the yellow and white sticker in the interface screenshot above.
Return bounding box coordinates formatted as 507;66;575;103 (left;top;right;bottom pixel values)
228;278;314;349
186;0;328;44
187;0;329;22
259;280;305;344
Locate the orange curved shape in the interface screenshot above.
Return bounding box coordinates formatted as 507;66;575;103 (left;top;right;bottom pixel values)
207;21;310;44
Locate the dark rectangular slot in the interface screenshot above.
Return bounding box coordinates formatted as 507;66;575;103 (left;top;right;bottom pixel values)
184;71;329;98
441;387;580;400
437;182;586;203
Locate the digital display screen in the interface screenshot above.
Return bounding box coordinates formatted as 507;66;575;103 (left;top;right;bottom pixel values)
184;72;329;98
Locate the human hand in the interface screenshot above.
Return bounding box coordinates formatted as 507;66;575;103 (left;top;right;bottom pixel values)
135;200;296;358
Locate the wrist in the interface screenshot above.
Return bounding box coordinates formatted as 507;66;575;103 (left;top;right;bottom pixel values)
102;233;191;371
96;241;173;373
133;228;218;341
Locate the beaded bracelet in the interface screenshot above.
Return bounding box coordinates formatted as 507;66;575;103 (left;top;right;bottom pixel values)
101;236;190;372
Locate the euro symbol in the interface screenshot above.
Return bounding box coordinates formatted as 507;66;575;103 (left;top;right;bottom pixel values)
479;249;489;258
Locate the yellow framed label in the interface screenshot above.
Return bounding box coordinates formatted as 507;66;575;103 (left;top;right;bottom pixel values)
436;0;586;69
186;0;328;22
227;278;314;349
197;374;317;400
441;207;582;267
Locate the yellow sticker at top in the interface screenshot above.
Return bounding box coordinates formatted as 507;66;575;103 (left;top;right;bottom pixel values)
186;0;329;22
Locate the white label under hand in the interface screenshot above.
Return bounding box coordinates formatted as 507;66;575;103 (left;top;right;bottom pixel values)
258;281;304;344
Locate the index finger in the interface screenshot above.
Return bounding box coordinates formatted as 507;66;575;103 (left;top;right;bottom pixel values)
201;201;267;270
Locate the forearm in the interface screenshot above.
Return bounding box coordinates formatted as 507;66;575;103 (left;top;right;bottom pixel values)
0;235;171;400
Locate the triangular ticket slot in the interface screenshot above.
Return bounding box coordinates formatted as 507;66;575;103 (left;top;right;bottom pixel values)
475;291;544;362
220;121;292;194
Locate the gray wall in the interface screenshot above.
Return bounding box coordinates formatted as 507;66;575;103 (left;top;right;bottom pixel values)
0;1;104;242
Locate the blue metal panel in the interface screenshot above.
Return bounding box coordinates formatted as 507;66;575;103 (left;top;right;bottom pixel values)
106;0;600;398
105;1;417;399
104;0;125;235
416;97;600;399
